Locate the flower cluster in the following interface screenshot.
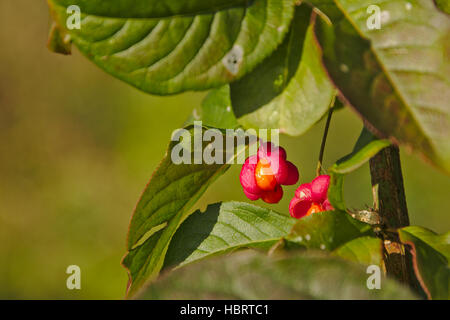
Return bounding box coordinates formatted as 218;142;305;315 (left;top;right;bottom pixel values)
240;142;299;204
239;142;334;218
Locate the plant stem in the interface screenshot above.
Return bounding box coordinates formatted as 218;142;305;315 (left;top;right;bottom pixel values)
369;144;424;296
316;106;334;176
370;145;409;229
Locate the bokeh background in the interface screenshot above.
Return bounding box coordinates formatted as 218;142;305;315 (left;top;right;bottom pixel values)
0;1;449;299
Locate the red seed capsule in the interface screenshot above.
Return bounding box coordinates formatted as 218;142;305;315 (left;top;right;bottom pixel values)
261;185;283;204
306;203;324;216
254;159;277;191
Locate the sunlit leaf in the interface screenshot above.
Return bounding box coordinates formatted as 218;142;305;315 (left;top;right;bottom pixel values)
285;210;374;251
330;127;391;174
333;236;383;267
48;0;297;94
326;128;390;217
122;126;248;297
399;226;450;299
164;201;296;270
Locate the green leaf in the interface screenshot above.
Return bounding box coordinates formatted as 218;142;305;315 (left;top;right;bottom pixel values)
48;0;297;95
186;86;239;129
163;201;296;270
327;127;389;218
398;226;450;299
333;236;383;267
435;0;450;14
230;5;336;136
47;22;71;55
50;0;250;18
311;0;450;173
400;226;450;261
285;210;374;251
327;172;345;211
330;127;391;174
137;251;417;299
122;125;248;297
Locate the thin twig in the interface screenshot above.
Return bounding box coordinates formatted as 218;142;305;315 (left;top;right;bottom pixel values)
316;101;335;176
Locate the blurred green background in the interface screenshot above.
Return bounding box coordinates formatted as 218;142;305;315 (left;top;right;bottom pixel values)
0;2;449;299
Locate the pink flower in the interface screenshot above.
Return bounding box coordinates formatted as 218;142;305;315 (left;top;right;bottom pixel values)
240;142;299;204
289;175;334;219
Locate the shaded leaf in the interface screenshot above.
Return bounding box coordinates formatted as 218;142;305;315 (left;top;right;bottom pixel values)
311;0;450;173
164;201;296;270
138;251;417;299
333;236;383;267
48;0;297;94
398;226;450;299
231;6;335;136
285;210;374;251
